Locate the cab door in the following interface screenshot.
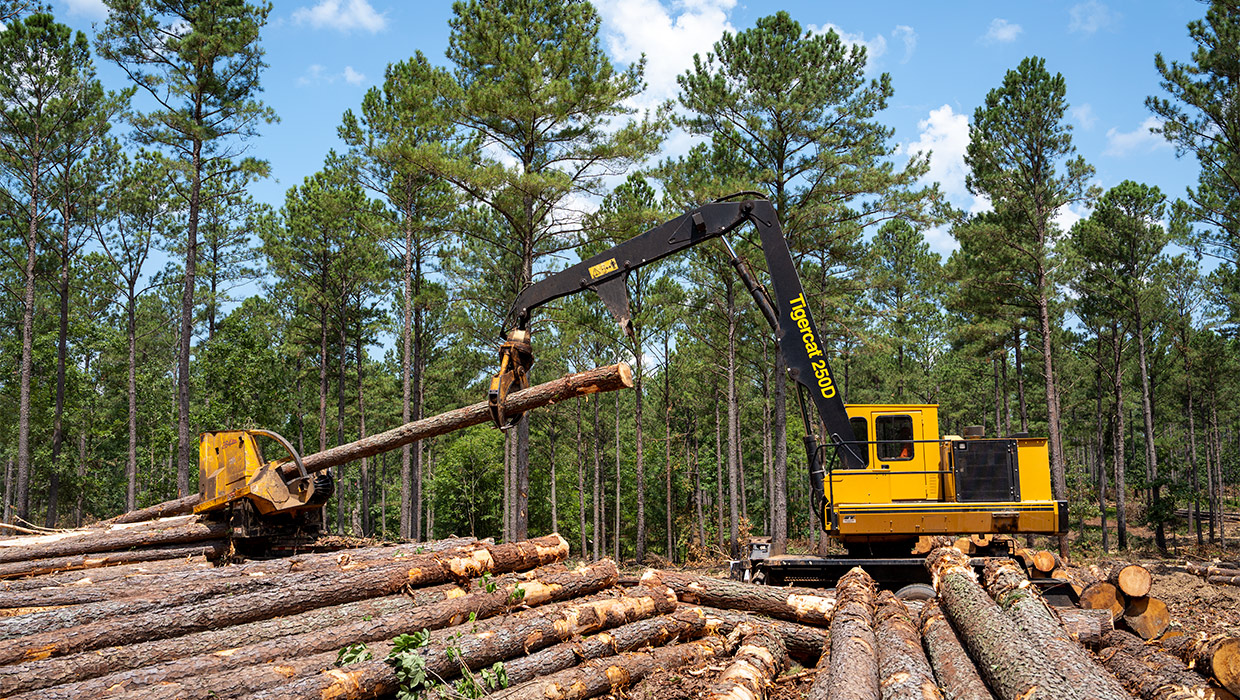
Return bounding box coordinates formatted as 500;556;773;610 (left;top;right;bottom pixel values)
874;411;930;500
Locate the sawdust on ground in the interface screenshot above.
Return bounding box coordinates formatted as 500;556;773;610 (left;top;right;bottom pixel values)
624;654;726;700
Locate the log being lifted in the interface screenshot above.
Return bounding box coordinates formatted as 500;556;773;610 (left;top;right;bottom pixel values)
925;543;1079;700
0;534;567;666
873;590;944;700
918;599;993;700
1161;634;1240;697
642;569;836;626
822;567;880;700
130;363;635;514
1098;630;1237;700
981;558;1133;700
704;622;789;700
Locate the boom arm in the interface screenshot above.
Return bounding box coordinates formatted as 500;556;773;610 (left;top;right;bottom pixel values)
490;198;865;521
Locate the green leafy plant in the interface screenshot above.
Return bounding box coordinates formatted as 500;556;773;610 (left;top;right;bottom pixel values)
481;572;498;594
336;642;372;666
508;585;525;603
388;629;432;700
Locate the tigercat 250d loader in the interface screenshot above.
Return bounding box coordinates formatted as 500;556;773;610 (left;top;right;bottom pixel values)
487;194;1067;595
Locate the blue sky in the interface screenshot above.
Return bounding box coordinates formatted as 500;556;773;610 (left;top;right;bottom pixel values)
50;0;1206;260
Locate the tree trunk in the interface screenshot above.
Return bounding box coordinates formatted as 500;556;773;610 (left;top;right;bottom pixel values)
1035;281;1067;563
23;561;618;700
1112;323;1129;550
1096;333;1109;552
550;411;558;534
46;216;74;528
665;334;673;561
356;333;369;535
1078;581;1126;623
641;569;835;626
400;220;413;539
705;622;788;700
716;388;725;550
874;590;942;700
773;350;788;555
691;420;705;552
1108;563;1152;598
503;606;713;688
593;396;601;560
486;638;725;700
318;308;329;455
982;558;1131;700
925;544;1079;700
412;252;425;541
615;391;622;561
577;397;587;557
918;599;992;700
0;535;567;667
822;567;880;700
1014;328;1029;432
727;280;740;559
634;338;645;562
1160;634;1240;696
3;458;12;524
516;414;530;541
176;143;202;498
1133;304;1164;550
16;164;40;522
102;494;200;526
336;315;348;534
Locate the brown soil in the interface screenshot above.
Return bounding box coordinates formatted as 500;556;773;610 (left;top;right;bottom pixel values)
1148;569;1240;637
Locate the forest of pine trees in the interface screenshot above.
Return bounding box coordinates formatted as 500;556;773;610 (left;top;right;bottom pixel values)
1;0;1238;560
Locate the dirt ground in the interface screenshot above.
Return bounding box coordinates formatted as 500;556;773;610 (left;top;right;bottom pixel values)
1147;565;1240;636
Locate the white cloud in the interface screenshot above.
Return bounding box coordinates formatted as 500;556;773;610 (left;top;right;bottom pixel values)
1104;117;1169;156
342;66;366;85
1072;103;1097;130
892;25;917;64
297;64;367;87
596;0;736;111
983;18;1022;44
1069;1;1117;35
292;0;386;33
65;0;108;18
1054;204;1084;232
808;22;888;68
902;104;971;203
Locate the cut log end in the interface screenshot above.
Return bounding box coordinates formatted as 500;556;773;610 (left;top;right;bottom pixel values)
1121;596;1170;640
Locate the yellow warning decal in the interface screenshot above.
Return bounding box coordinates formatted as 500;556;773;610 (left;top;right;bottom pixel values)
589;258;618;279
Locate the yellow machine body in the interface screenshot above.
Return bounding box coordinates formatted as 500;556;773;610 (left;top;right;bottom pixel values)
824;404;1064;544
194;430;317;515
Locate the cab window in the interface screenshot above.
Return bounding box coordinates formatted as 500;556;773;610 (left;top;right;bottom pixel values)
877;415;914;461
848;417;870;467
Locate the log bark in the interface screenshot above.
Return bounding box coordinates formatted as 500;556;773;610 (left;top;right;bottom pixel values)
823;567;879;700
704;622;788;700
1122;596;1171;640
694;605;828;664
0;516;227;568
1185;562;1240;579
1161;634;1240;696
1080;581;1127;622
919;599;995;700
0;534;567;666
19;561;620;700
1109;563;1153;598
981;558;1132;700
641;569;836;626
233;584;678;700
925;545;1079;700
1099;630;1236;700
485;637;726;700
0;586;462;695
1207;575;1240;587
98;494;200;525
1055;607;1114;648
0;539;225;581
0;555;212;592
501;606;716;688
874;590;943;700
807;617;831;700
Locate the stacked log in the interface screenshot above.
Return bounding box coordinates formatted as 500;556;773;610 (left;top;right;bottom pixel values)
874;590;943;700
1098;630;1235;700
820;567;880;700
1161;633;1240;696
1186;561;1240;587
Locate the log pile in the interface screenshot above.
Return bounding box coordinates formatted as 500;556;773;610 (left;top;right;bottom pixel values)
1186;560;1240;588
1070;560;1174;640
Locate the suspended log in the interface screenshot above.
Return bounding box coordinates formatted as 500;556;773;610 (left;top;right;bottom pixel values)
1122;596;1171;640
919;599;994;700
1055;607;1115;648
502;606;716;687
484;637;726;700
0;534;567;666
641;569;836;626
1109;563;1153;598
1099;630;1235;700
694;605;828;664
1161;634;1240;696
1080;581;1127;622
925;544;1078;700
27;562;625;700
0;539;225;582
874;590;943;700
0;516;227;568
981;558;1132;700
822;567;879;700
703;622;788;700
230;584;678;700
98;494;200;525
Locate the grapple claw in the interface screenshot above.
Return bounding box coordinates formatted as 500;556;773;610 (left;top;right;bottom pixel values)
488;329;533;429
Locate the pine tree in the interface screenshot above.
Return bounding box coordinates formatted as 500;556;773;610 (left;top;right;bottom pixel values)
98;0;277;497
